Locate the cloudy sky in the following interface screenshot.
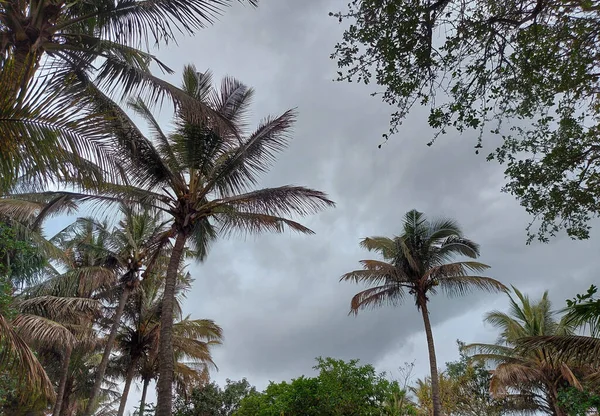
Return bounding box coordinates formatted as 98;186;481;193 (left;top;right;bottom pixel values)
82;1;600;413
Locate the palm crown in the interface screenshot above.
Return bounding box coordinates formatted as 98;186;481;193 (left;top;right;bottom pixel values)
341;209;505;416
46;64;335;415
341;209;502;312
466;288;582;415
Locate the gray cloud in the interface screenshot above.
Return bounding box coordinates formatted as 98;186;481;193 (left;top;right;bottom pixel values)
121;0;600;410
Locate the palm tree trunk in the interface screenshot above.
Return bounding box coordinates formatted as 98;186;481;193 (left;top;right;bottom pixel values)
117;357;138;416
84;286;132;416
156;232;187;416
58;377;73;416
138;377;150;416
52;345;72;416
419;297;442;416
549;384;567;416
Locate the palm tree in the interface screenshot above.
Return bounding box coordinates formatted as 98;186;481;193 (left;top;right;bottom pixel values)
340;209;505;416
0;0;258;92
0;198;86;408
1;0;259;193
28;216;119;416
516;285;600;389
113;268;222;416
74;206;171;413
466;287;585;416
31;65;335;415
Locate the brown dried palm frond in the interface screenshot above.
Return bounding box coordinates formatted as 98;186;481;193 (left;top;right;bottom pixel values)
0;314;55;400
349;283;406;315
518;335;600;367
12;313;76;349
16;295;100;321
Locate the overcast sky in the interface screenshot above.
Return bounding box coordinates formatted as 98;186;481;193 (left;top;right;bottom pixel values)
87;1;600;413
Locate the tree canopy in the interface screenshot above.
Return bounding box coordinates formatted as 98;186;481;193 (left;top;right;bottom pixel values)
331;0;600;242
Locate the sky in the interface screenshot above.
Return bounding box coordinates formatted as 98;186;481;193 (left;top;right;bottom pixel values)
62;0;600;413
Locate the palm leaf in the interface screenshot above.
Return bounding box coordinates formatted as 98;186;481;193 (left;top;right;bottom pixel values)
212;186;335;217
0;315;55;400
359;237;397;260
59;0;258;46
16;296;101;321
12;314;76;349
437;275;506;297
517;335;600;367
349;284;405;315
209;110;297;195
215;211;315;237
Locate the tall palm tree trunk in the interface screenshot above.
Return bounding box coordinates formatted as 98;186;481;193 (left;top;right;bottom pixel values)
419;297;442;416
138;377;150;416
156;232;187;416
85;286;132;416
52;345;72;416
117;358;138;416
58;377;73;416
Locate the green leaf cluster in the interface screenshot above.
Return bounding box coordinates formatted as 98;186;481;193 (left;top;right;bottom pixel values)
235;357;416;416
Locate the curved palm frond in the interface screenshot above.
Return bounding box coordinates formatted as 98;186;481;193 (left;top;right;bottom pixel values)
208;109;297;195
12;313;76;349
359;236;396;260
16;296;100;321
0;315;55;400
518;335;600;368
61;0;258;46
349;284;406;315
437;275;506;297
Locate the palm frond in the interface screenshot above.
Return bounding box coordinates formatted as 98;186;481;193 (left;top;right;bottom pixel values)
437;274;506;297
434;235;480;261
0;60;115;192
12;314;76;349
216;211;315;238
0;315;55;400
517;335;600;367
427;218;463;240
212;186;335;217
211;75;254;129
490;362;545;396
16;296;101;321
209;110;297;195
349;284;405;315
60;0;258;47
359;236;397;260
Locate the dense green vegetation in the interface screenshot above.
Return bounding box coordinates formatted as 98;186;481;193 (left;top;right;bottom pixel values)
1;0;600;415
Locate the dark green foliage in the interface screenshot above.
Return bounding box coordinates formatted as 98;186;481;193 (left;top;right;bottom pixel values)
558;386;600;416
331;0;600;242
235;357;410;416
565;285;600;337
445;341;506;416
0;222;45;291
173;378;256;416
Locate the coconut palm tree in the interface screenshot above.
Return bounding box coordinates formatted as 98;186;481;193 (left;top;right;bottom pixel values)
25;216;120;416
29;65;334;415
113;267;222;416
70;206;172;413
341;209;505;416
0;0;258;93
466;288;585;416
516;285;600;387
1;0;259;193
0;197;89;408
